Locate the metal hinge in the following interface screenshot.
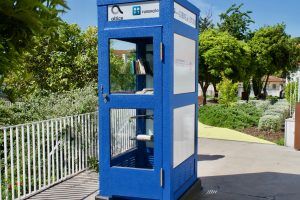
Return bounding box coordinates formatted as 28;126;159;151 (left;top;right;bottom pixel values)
160;168;164;187
160;42;164;61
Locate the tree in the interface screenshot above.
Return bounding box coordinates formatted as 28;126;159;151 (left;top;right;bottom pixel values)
199;29;250;104
218;4;254;40
3;24;99;100
199;10;214;33
249;24;299;98
0;0;69;77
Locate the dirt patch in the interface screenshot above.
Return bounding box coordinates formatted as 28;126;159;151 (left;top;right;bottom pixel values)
239;127;284;144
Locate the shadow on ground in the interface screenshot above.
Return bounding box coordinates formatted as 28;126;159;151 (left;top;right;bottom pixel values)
198;154;225;161
181;172;300;200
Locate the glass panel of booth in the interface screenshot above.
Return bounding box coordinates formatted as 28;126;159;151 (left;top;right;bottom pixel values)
173;33;196;94
109;38;154;95
173;104;195;168
110;108;155;169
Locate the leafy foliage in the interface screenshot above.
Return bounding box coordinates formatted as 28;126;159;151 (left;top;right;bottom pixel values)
258;100;289;132
0;0;69;76
110;49;136;92
248;100;271;112
285;81;298;104
199;10;214;33
258;115;281;132
218;4;254;40
199;29;250;104
199;103;262;129
3;24;98;100
217;76;238;105
249;24;299;97
266;96;279;105
0;84;98;126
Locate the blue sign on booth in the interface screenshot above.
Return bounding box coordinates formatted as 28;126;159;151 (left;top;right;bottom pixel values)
97;0;200;199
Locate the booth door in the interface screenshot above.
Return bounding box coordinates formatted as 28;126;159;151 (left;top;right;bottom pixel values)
99;27;163;199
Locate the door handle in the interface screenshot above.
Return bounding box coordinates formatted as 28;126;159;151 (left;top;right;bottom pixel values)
102;93;108;103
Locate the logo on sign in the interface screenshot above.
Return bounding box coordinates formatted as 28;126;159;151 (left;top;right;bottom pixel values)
111;5;123;15
132;6;141;15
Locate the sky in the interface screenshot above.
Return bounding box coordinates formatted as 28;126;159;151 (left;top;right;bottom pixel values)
61;0;300;38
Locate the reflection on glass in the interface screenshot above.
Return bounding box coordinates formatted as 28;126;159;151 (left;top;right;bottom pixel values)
110;109;154;169
110;38;154;94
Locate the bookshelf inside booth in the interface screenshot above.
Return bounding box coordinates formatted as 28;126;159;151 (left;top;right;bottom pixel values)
110;37;154;95
109;37;155;169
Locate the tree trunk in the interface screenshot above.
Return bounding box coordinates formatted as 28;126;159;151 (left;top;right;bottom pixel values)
199;82;209;105
202;90;207;105
213;83;218;98
242;79;251;101
252;76;263;98
262;74;270;99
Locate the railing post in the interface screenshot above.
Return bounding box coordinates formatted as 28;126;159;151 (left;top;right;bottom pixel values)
10;128;15;200
295;103;300;150
21;125;26;197
16;127;21;198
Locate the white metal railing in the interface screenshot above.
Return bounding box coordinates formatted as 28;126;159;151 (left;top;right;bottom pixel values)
110;109;137;157
1;102;24;108
0;112;98;200
0;109;139;200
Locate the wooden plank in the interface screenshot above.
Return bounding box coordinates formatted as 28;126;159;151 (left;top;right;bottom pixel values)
27;170;99;200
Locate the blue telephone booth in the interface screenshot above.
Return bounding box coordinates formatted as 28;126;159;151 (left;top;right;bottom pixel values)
97;0;200;199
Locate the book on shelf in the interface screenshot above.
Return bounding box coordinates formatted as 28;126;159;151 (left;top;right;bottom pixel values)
135;59;146;75
135;88;154;95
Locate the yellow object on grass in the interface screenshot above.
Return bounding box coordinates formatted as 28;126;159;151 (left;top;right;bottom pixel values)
198;122;274;145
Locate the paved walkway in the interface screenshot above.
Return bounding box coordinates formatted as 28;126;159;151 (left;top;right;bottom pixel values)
185;138;300;200
28;139;300;200
198;122;274;144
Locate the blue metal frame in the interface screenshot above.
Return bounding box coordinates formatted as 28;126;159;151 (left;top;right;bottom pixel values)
98;0;200;199
98;26;163;199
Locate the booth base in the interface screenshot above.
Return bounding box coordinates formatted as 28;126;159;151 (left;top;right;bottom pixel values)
180;178;203;200
95;178;202;200
95;196;120;200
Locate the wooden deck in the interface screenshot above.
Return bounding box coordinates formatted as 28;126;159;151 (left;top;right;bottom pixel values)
28;170;99;200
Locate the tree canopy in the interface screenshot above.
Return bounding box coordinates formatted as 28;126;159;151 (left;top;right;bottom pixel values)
249;24;299;97
0;0;69;77
199;29;250;103
218;4;254;40
3;23;98;100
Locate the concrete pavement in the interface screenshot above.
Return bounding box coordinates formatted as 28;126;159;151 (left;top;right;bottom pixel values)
29;138;300;200
182;138;300;200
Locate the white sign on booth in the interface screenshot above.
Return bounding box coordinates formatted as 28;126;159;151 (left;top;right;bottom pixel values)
174;2;196;28
108;1;160;21
173;33;196;94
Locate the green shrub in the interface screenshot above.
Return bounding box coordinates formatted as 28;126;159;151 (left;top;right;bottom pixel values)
277;99;289;104
268;108;289;119
263;110;284;121
217;77;238;105
0;84;98;126
258;115;281;132
268;104;290;118
275;138;285;146
237;100;247;104
249;100;271;112
266;96;278;105
199;103;262;129
285;82;298;104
